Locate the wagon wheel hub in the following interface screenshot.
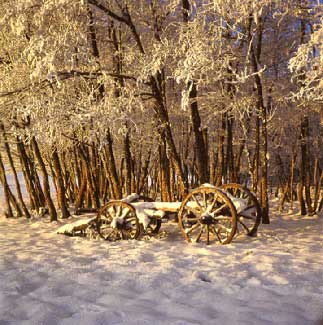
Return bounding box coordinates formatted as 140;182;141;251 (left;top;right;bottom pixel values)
200;213;214;225
116;222;124;230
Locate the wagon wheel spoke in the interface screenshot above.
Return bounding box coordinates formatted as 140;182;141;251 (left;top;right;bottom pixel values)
194;225;204;243
106;228;121;241
97;209;113;239
238;213;255;220
184;205;202;217
116;205;123;217
211;203;227;216
212;215;232;221
187;224;204;243
121;226;137;239
185;222;201;235
208;194;219;212
238;219;251;233
241;190;250;200
211;226;223;244
212;223;233;243
232;187;238;197
192;194;203;210
182;215;200;222
100;208;113;221
203;191;207;208
215;223;232;234
240;204;256;213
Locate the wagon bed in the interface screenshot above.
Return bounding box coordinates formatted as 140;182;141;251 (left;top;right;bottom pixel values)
93;183;262;245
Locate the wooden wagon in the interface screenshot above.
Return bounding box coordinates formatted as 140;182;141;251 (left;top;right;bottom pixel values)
95;183;262;245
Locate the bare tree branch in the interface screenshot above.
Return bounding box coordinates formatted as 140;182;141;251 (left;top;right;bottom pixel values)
0;70;137;98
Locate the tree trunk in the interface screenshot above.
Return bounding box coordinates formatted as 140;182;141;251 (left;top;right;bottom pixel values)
159;139;171;202
290;152;296;209
0;151;14;218
182;0;209;184
104;129;121;199
0;123;30;218
151;76;188;198
138;150;151;194
16;139;41;211
31;138;57;221
215;116;225;186
79;146;100;208
124;131;133;196
226;113;235;183
52;150;70;218
300;117;314;215
312;159;322;213
248;13;269;223
75;165;87;212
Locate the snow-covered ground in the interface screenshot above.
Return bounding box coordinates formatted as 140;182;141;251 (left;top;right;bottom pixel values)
0;200;323;325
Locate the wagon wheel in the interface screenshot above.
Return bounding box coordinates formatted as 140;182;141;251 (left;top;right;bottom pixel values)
97;201;140;240
135;195;162;235
178;186;237;245
221;183;262;237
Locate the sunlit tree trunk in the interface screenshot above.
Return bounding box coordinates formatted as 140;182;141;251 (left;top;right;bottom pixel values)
52;149;70;219
0;151;14;218
182;0;209;184
0;123;30;218
248;13;269;223
31;138;57;221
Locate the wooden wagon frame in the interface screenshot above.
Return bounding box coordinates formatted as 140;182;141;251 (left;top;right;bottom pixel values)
94;183;262;245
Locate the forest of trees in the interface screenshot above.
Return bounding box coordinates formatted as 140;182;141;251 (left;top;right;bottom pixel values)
0;0;322;222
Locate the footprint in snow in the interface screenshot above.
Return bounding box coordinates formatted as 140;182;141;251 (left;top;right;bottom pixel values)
140;253;154;263
193;271;212;283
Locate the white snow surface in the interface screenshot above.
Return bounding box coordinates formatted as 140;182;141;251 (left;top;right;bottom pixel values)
1;200;323;324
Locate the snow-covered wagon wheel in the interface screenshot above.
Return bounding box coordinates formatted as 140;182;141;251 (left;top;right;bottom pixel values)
97;201;140;241
134;195;162;235
221;183;262;237
178;186;237;245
